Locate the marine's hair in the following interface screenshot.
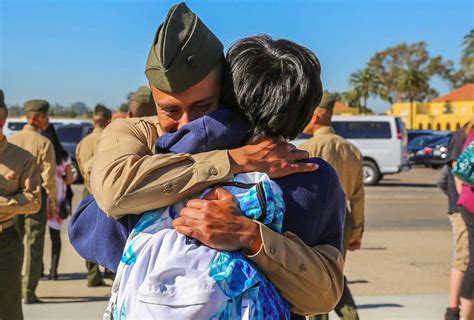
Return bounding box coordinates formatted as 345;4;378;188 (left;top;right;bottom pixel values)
223;34;323;140
0;105;7;120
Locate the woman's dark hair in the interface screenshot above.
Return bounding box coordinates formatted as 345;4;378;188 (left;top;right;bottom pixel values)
42;124;69;165
221;34;323;140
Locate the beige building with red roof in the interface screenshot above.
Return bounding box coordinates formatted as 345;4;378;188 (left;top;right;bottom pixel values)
388;83;474;130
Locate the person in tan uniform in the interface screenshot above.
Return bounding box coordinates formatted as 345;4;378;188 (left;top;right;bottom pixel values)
127;86;157;118
0;91;41;320
9;99;56;304
75;104;112;287
88;4;344;317
300;92;365;320
76;104;112;197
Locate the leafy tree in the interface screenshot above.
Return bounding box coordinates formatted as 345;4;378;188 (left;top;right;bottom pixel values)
366;42;451;103
462;29;474;72
349;68;380;113
7;105;22;117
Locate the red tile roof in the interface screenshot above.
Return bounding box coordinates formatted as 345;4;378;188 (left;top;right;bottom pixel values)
432;83;474;102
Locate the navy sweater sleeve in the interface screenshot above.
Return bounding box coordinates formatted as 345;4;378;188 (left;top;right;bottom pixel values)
68;196;140;272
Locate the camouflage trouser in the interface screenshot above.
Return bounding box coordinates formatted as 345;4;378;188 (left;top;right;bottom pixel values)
0;226;24;320
308;210;359;320
14;188;47;301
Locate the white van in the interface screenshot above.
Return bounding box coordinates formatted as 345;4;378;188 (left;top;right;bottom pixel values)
4;117;92;138
293;115;410;185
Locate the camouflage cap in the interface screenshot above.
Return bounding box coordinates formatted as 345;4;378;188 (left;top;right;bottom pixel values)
145;2;224;93
24;99;50;113
318;91;337;111
94;104;112;120
0;90;5;108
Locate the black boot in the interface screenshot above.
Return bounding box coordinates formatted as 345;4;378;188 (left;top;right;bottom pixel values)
445;307;460;320
49;252;59;280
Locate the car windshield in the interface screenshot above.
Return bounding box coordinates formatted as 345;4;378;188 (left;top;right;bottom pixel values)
408;135;443;149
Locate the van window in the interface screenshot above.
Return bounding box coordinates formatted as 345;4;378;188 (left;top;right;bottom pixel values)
7;122;26;131
332;121;392;139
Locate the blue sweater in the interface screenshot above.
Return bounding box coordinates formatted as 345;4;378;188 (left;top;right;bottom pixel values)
69;109;345;274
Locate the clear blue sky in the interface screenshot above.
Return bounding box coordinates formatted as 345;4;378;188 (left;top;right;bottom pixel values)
1;0;473;113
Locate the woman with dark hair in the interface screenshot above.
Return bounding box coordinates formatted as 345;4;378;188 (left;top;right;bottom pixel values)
42;124;74;280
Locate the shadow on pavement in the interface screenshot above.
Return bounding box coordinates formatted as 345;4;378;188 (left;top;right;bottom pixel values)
46;273;87;281
40;296;110;304
357;303;403;309
348;279;369;285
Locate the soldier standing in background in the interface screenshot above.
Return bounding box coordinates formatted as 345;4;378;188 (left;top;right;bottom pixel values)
127;86;157;118
9;99;57;305
0;91;42;319
75;104;112;287
300;92;365;320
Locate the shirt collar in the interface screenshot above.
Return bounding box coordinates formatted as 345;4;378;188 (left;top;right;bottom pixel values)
313;126;336;137
24;124;41;133
92;127;104;134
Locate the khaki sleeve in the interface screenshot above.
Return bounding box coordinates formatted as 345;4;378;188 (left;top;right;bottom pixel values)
41;141;57;211
350;158;365;237
247;223;344;316
0;157;42;216
90;119;233;218
76;140;92;193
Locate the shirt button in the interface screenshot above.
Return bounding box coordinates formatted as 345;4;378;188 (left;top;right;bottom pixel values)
209;166;218;176
300;264;307;272
269;245;276;255
163;183;173;194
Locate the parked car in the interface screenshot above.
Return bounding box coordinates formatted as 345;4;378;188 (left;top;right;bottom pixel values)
410;134;451;169
293;116;410;186
407;129;450;144
4;117;92;138
55;124;93;183
407;134;449;163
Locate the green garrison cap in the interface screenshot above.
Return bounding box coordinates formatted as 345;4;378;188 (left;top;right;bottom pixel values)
130;86;153;104
24;99;50;113
145;2;224;93
0;90;5;108
318;92;337;111
94;104;112;120
129;86;156;117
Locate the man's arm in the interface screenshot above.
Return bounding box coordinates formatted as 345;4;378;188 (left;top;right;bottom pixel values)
174;182;346;316
41;140;57;211
0;157;42;216
247;224;344;315
91;118;316;218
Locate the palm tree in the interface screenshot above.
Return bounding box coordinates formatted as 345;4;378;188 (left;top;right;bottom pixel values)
462;29;474;73
397;67;430;129
349;68;380;114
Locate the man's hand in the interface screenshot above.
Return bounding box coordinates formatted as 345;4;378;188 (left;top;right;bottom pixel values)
173;188;262;254
348;233;362;251
228;138;318;178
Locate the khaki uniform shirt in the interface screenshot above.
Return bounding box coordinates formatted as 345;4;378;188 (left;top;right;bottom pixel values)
9;124;57;211
76;127;103;193
90;116;344;315
300;127;365;237
0;136;42;223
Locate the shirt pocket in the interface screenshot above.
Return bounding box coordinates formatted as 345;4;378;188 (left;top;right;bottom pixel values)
136;266;229;317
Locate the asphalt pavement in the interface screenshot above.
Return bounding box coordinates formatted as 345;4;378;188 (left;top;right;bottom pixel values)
23;167;451;319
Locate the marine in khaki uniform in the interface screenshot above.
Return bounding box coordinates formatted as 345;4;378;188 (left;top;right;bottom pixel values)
9;99;56;304
300;92;365;320
0;91;42;320
127;86;157;118
89;3;344;316
75;104;112;287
